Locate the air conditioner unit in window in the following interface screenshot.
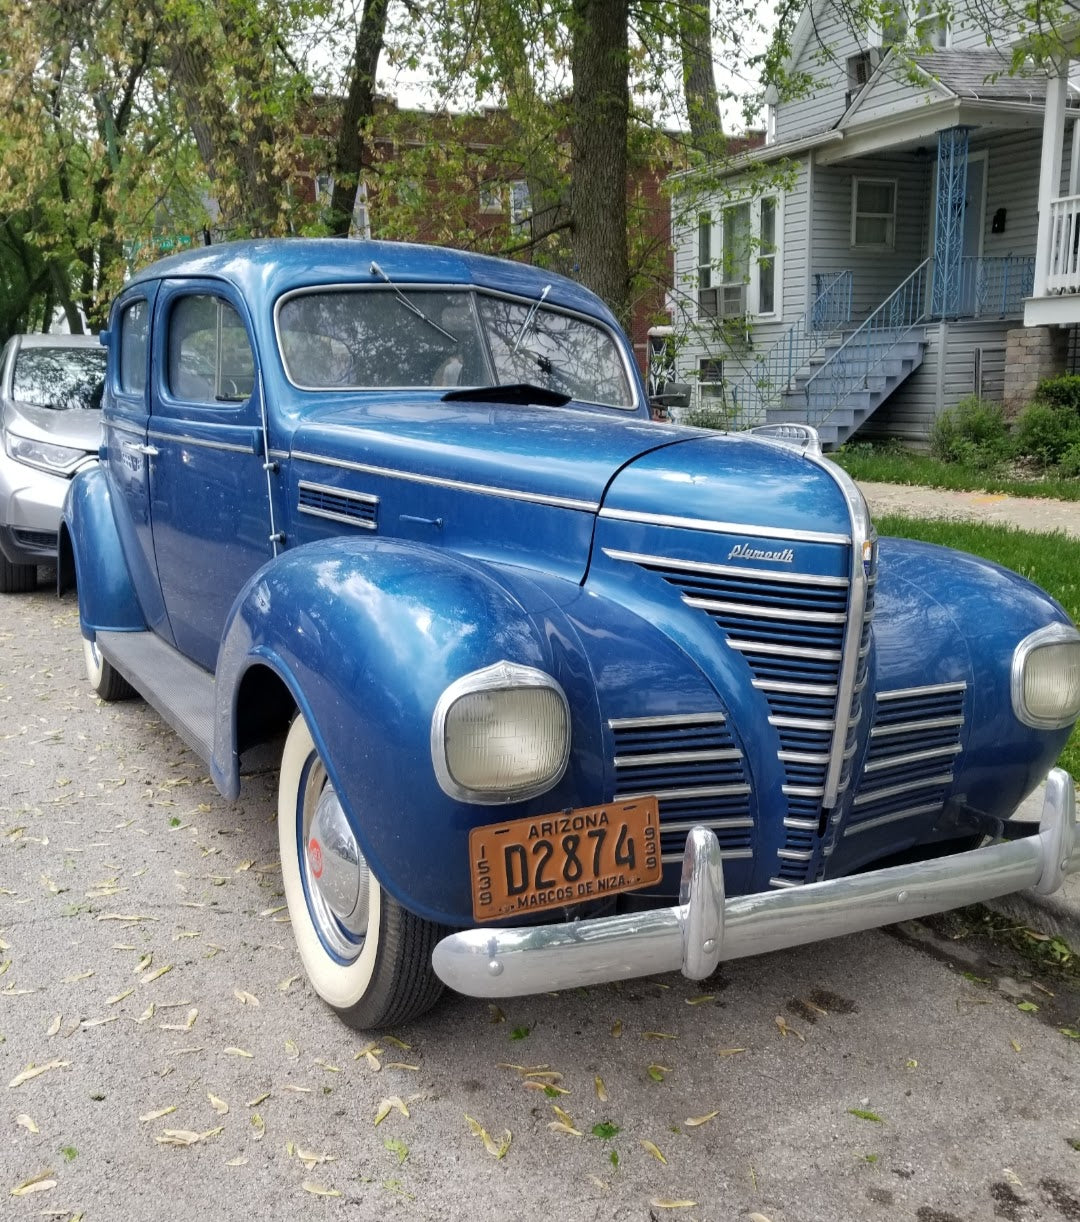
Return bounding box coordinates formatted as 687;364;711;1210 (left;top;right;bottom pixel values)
697;287;719;317
720;283;746;317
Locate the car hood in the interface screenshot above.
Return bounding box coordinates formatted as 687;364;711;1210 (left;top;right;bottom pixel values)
287;400;857;581
2;399;103;452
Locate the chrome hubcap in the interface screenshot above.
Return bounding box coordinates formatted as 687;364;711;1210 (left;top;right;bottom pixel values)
302;771;370;959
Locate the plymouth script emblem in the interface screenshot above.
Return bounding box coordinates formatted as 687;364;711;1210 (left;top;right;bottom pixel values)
727;542;795;564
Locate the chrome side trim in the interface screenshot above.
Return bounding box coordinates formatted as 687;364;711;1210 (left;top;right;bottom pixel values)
297;504;377;531
298;479;379;506
779;750;831;765
598;506;851;545
146;429;258;455
755;678;838;697
297;481;380;531
106;418;144;438
614;748;743;767
428;771;1080;998
729;639;842;662
770;715;836;731
863;744;963;772
609;713;726;730
877;680;967;702
602;548;849;586
683;595;847;624
778;848;814;862
844;802;943;836
292;451;599;513
782;784;825;798
784;816;820;830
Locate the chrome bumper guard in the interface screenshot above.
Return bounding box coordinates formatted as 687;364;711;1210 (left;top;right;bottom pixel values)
432;769;1078;999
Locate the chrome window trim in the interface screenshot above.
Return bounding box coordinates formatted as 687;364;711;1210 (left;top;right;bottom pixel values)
146;429;257;456
273;282;640;410
602;548;849;587
598;507;851;545
291;451;599;513
430;660;570;805
608;712;726;729
1010;621;1080;729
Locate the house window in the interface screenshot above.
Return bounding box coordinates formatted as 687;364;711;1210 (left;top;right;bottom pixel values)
509;181;531;226
914;1;950;48
479;185;503;214
699;357;725;401
846;51;874;93
349;183;371;240
758;197;777;315
698;214;712;290
314;173;334;204
851;177;897;248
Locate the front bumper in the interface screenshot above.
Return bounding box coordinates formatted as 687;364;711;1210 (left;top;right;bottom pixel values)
432;768;1079;998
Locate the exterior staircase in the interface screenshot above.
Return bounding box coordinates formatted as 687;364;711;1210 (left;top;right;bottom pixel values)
764;327;927;449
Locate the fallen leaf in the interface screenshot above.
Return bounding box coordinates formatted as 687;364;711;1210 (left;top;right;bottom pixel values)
716;1047;747;1057
313;1058;340;1073
385;1137;409;1165
374;1097;409;1126
685;994;716;1005
594;1076;608;1102
1010;1039;1022;1053
62;970;94;983
610;1019;623;1038
246;1092;269;1108
684;1111;719;1127
649;1200;698;1210
465;1114;512;1158
1003;1169;1023;1188
647;1064;669;1083
848;1109;884;1124
225;1156;247;1167
16;1114;39;1133
549;1120;583;1136
383;1036;412;1050
154;1129;203;1147
641;1139;667;1164
139;1106;177;1122
774;1016;805;1041
208;1093;229;1116
301;1182;341;1197
748;1214;774;1222
106;988;133;1006
488;1004;505;1024
234;989;259;1007
159;1009;198;1033
643;1031;678;1040
9;1168;56;1196
250;1113;266;1141
385;1062;419;1072
223;1047;253;1059
277;975;300;992
134;1004;155;1024
134;954;153;975
284;1040;299;1060
9;1060;70;1088
1017;1001;1039;1013
295;1149;337;1169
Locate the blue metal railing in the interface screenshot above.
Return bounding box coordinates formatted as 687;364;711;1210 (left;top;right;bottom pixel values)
719;270;854;428
801;255;1034;428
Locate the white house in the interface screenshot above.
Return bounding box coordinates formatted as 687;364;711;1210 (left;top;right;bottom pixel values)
667;0;1080;447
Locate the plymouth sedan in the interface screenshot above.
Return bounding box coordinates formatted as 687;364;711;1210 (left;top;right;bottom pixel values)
61;239;1080;1029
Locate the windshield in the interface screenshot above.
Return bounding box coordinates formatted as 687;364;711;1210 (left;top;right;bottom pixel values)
12;346;107;411
275;287;635;408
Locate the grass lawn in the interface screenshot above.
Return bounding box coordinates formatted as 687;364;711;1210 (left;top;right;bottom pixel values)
877;513;1080;779
834;445;1080;502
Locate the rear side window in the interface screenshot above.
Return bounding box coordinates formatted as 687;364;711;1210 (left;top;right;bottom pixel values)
119;299;149;395
168;295;255;404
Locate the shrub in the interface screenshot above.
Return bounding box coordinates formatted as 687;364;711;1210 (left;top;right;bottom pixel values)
1013;400;1080;467
929;396;1012;469
1032;373;1080;414
1059;442;1080;479
683;403;734;431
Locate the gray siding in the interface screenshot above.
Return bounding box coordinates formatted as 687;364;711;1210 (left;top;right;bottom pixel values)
774;9;868;143
977;131;1040;261
847;65;943;125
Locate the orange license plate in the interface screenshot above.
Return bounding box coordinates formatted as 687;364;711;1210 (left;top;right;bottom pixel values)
469;797;662;922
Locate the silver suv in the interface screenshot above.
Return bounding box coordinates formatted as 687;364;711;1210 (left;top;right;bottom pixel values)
0;334;106;592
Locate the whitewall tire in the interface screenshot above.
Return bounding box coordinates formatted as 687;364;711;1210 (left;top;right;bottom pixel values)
83;636;136;701
277;713;446;1029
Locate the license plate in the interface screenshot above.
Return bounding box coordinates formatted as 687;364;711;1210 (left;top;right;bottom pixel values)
469;797;662;922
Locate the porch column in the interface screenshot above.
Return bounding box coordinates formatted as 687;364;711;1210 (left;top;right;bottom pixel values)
931;127;970;318
1034;64;1069;298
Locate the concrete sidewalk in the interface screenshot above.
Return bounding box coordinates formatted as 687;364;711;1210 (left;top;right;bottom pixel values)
858;479;1080;948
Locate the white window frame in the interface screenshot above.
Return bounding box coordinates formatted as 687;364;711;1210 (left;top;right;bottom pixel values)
754;194;782;319
349;182;371;240
851;177;897;250
479;184;503;214
314;173;334;205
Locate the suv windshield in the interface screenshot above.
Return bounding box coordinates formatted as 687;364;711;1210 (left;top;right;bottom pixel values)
12;346;107;411
276;287;634;408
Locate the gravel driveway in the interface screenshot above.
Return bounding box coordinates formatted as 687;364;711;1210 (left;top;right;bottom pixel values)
2;586;1079;1222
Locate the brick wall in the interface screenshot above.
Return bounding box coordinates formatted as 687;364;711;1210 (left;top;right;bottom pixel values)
1003;325;1071;413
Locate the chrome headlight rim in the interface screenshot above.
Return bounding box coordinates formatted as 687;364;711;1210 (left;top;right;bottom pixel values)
1011;621;1080;730
430;660;571;805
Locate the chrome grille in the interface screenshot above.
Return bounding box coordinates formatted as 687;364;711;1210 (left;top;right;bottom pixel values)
843;682;966;838
297;480;378;529
610;713;752;865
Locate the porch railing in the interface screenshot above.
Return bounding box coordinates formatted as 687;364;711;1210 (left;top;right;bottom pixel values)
1047;195;1080;294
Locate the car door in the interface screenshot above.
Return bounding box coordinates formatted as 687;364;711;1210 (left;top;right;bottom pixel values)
147;280;276;671
102;284;174;642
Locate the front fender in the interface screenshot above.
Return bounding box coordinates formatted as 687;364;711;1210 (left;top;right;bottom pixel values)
62;466;144;636
213;537;603;925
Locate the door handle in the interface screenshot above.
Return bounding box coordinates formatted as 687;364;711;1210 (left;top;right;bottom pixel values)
136;444;159;457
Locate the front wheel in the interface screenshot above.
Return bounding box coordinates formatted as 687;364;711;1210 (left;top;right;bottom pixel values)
0;557;37;593
278;713;446;1029
82;636;136;701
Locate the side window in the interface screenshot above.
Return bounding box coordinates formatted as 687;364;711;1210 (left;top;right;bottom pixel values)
119;299;149;395
168;295;255;404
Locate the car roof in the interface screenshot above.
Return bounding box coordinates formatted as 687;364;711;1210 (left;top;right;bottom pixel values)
13;333;102;349
123;238;621;328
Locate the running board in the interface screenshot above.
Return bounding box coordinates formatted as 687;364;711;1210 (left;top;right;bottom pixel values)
95;630;215;765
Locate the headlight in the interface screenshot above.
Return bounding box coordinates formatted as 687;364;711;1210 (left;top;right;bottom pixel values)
4;432;88;476
431;661;570;803
1012;623;1080;729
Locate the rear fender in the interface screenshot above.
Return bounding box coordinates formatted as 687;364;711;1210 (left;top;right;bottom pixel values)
213;537;602;925
62;466;144;636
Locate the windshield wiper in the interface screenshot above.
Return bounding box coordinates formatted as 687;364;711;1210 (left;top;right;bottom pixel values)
369;261;456;343
511;284;551;357
442;382;570;407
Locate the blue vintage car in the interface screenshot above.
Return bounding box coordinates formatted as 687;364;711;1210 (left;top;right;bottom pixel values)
62;239;1080;1029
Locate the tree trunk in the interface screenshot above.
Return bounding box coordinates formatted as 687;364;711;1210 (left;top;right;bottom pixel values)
679;0;724;155
329;0;391;237
570;0;630;324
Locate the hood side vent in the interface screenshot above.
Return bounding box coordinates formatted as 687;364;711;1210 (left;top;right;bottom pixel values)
298;480;379;531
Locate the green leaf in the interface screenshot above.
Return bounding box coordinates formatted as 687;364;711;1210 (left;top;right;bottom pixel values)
961;971;990;985
384;1138;408;1165
61;1146;78;1161
509;1026;530;1041
1060;1027;1080;1040
609;1149;619;1168
1016;1001;1040;1013
848;1109;884;1124
591;1121;621;1140
1067;1137;1080;1151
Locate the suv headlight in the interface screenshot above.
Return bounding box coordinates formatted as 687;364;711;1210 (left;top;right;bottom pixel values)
1012;623;1080;729
431;661;570;804
4;432;88;476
